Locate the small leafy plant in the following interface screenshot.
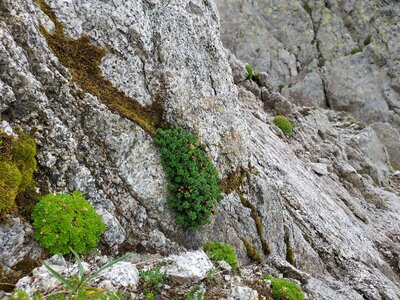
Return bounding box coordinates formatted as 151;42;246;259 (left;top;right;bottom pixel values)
140;265;165;296
262;275;304;300
273;115;293;136
43;246;128;299
154;128;223;231
32;191;106;254
203;241;238;270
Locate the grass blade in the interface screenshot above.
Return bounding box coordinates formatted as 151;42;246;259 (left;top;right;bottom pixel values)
44;263;74;290
82;253;130;286
69;247;85;292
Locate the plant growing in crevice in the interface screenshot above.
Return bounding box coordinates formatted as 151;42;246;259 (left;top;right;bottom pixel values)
245;64;259;81
284;232;296;266
35;0;163;136
303;3;313;16
273;115;293;136
242;239;261;263
351;47;362;55
364;35;372;46
154;128;223;231
262;276;304;300
203;241;238;270
32;191;106;254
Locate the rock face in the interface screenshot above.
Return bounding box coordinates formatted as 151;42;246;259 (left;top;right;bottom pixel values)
214;0;400;130
1;0;400;299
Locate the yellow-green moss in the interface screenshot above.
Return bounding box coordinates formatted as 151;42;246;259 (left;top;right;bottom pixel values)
0;162;22;216
0;131;38;219
35;0;163;136
242;239;261;263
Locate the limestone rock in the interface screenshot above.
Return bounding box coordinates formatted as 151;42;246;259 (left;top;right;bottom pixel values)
227;286;259;300
162;250;214;283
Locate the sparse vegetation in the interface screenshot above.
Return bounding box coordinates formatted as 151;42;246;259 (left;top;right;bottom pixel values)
203;241;238;270
273;115;294;136
351;47;362;55
364;35;372;46
140;266;165;296
154;128;223;231
32;191;106;254
262;276;304;300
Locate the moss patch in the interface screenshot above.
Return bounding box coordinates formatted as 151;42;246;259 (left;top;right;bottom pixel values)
242;239;261;263
0;130;38;219
35;0;163;136
263;276;304;300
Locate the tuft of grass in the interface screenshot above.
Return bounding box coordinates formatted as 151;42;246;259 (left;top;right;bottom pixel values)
35;0;163;136
273;115;293;136
245;64;254;80
351;47;362;55
203;241;238;270
262;276;304;300
278;83;285;91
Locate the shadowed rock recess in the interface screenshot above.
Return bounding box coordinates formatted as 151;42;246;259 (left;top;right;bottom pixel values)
0;0;399;299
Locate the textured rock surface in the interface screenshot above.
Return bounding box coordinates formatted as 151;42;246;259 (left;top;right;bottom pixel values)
228;286;259;300
162;250;214;282
0;0;400;299
214;0;400;130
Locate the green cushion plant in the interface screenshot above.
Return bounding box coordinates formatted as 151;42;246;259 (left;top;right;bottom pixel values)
273;115;293;136
203;241;238;270
153;128;223;231
32;191;106;254
263;275;304;300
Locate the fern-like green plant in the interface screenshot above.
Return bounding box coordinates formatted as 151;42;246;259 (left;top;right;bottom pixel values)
154;128;223;231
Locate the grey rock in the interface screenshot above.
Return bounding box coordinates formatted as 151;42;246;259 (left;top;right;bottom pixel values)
347;127;390;185
371;122;400;170
228;286;258;300
217;260;232;272
162;250;214;283
0;217;41;268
